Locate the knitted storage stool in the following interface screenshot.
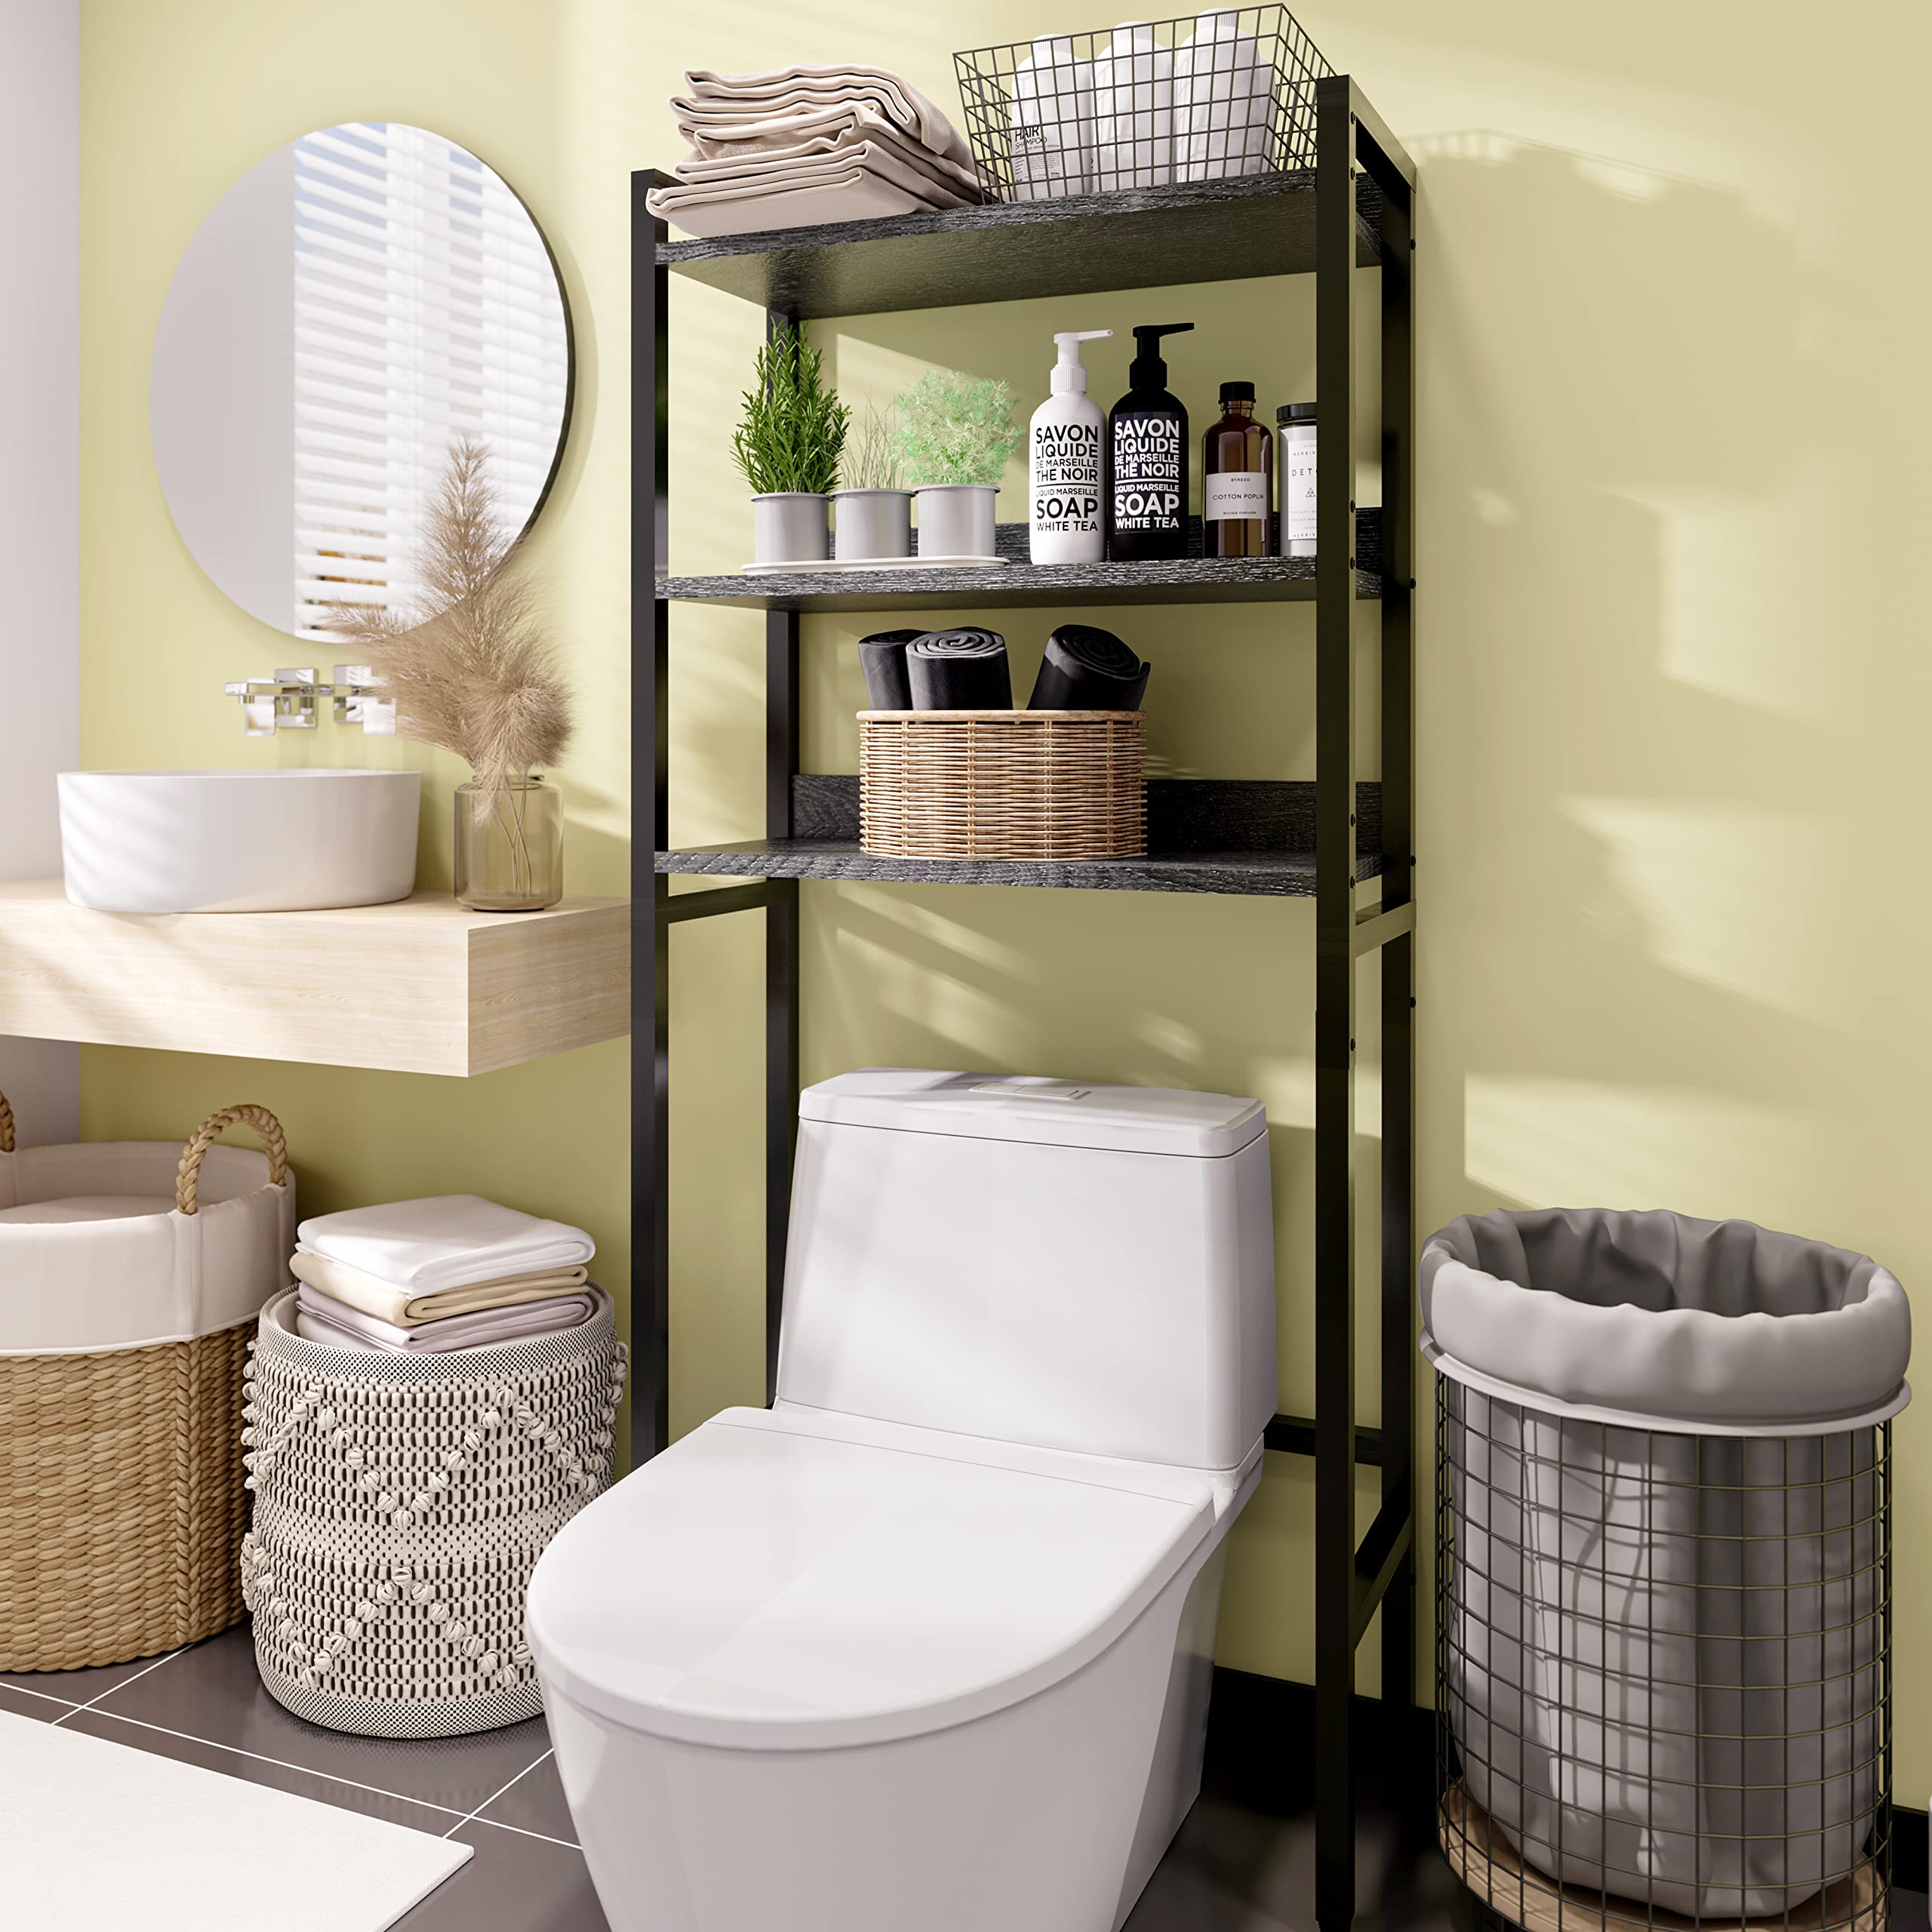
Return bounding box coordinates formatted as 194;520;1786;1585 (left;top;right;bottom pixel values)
242;1287;626;1738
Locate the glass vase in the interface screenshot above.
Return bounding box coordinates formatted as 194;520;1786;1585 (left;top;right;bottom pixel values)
454;777;562;912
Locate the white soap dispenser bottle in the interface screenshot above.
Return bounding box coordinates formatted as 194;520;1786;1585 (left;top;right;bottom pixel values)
1030;329;1113;565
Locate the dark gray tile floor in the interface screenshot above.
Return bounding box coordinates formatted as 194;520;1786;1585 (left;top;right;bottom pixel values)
2;1626;1922;1932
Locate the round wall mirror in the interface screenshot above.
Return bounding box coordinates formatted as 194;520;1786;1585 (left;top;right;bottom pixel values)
151;122;574;641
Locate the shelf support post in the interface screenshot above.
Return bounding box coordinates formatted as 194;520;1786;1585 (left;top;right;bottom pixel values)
764;308;803;1408
1314;72;1363;1932
1375;127;1418;1725
632;171;673;1464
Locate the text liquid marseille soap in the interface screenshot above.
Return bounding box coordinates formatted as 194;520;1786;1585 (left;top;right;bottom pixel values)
1108;321;1194;561
1029;329;1112;564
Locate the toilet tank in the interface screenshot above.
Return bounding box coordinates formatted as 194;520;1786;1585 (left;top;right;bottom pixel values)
776;1070;1277;1471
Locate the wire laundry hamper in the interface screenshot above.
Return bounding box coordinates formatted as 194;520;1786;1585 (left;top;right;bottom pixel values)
953;7;1333;202
1435;1377;1893;1932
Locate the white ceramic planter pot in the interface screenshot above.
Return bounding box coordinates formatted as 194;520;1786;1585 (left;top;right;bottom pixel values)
751;492;829;565
830;488;913;561
914;484;999;561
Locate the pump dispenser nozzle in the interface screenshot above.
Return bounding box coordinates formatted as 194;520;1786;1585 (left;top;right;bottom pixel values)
1051;328;1113;395
1128;322;1195;388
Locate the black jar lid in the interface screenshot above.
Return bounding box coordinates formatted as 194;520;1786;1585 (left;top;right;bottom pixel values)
1219;380;1255;401
1277;401;1316;422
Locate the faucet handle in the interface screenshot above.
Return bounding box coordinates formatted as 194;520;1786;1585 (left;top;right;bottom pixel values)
224;671;319;734
331;666;396;737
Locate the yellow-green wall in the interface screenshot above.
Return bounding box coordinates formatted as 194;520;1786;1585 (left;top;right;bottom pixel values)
79;0;1932;1788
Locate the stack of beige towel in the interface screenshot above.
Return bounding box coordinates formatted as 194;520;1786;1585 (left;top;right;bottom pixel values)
647;63;989;238
292;1195;597;1354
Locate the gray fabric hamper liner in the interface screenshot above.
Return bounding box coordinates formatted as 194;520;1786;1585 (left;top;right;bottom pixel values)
1423;1208;1910;1918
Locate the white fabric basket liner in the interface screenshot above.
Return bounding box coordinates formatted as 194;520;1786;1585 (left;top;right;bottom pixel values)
0;1140;294;1355
1424;1208;1907;1918
1425;1340;1912;1440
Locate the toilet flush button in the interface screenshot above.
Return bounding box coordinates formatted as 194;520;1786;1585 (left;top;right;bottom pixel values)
971;1081;1090;1102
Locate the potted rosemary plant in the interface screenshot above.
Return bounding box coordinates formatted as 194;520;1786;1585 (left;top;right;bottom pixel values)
893;370;1026;561
734;322;851;565
329;438;572;912
829;401;912;561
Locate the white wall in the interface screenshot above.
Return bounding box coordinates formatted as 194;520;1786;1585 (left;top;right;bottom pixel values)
0;0;80;1146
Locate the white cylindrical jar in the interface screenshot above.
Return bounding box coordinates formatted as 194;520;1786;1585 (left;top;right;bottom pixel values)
1277;401;1316;558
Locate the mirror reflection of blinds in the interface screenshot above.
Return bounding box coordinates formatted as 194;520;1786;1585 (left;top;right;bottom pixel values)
293;122;568;640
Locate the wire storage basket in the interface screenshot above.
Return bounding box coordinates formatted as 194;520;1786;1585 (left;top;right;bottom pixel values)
1435;1382;1891;1932
1424;1208;1903;1932
952;7;1334;203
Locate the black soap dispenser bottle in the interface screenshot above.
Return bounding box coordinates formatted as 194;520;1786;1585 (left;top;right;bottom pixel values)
1108;322;1195;561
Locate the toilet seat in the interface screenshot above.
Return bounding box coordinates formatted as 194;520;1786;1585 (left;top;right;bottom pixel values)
525;1405;1228;1753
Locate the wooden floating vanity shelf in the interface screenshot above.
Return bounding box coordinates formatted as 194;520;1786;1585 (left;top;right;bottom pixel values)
0;884;630;1078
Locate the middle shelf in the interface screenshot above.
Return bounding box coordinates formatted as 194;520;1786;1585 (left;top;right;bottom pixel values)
661;512;1384;612
660;776;1383;899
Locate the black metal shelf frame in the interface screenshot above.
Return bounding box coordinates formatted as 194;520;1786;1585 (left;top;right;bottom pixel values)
632;74;1414;1932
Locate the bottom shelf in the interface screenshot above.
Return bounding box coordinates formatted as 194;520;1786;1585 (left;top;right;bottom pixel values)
657;777;1382;900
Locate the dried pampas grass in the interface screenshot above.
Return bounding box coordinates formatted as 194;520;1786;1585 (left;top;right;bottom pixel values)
328;438;572;790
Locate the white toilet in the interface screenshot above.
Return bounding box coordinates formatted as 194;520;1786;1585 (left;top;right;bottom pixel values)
526;1069;1277;1932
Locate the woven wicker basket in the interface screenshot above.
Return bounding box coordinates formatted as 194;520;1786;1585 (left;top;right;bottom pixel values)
242;1287;626;1738
0;1099;290;1672
859;709;1146;860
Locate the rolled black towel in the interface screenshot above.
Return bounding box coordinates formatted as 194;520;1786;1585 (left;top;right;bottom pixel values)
1028;623;1151;711
906;629;1012;710
857;628;923;711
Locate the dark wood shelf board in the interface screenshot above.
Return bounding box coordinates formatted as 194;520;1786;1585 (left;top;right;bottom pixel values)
663;511;1383;612
656;172;1386;317
660;841;1341;896
660;777;1382;899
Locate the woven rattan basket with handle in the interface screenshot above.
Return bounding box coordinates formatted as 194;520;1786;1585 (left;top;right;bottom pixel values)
859;709;1146;860
0;1097;291;1672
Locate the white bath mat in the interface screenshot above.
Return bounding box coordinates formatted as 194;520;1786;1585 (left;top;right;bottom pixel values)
0;1711;471;1930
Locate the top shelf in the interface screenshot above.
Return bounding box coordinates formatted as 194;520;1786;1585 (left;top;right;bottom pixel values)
654;172;1387;318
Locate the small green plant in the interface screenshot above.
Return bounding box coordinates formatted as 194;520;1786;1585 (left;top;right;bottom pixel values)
841;401;903;491
892;369;1025;488
732;323;851;495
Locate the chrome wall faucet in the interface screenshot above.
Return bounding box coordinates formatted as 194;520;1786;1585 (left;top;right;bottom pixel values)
223;667;396;738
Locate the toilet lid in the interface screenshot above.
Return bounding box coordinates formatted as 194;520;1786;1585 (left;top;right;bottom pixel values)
525;1406;1218;1752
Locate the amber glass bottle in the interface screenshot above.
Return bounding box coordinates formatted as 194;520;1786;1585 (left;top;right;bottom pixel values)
1201;381;1273;558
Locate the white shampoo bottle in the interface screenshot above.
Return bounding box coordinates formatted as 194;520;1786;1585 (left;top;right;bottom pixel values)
1029;329;1113;565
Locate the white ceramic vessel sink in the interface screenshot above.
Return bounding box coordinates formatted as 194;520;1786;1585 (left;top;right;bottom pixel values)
59;769;421;912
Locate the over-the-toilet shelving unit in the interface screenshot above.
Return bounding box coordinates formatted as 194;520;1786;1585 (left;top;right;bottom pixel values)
0;884;629;1077
632;75;1414;1932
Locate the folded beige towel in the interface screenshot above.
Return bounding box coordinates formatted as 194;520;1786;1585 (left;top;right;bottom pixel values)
646;168;946;238
676;63;971;167
295;1285;596;1352
291;1248;591;1329
297;1194;595;1290
678;113;986;200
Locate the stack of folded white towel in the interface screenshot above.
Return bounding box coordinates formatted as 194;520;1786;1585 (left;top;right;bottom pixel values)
646;63;989;238
291;1196;598;1355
